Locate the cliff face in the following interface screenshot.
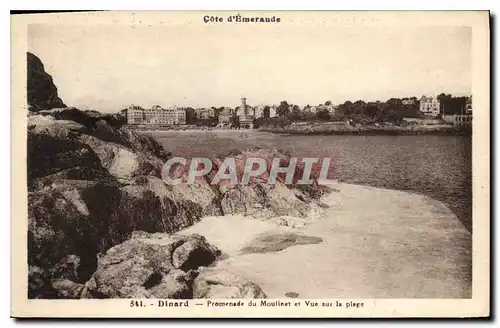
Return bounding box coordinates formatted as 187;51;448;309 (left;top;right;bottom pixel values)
27;52;66;111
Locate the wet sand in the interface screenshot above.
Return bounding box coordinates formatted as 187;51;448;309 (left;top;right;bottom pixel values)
179;183;471;298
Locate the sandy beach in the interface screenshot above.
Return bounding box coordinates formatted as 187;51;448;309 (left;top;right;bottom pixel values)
179;183;472;298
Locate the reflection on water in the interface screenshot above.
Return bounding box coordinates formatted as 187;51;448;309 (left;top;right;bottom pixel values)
149;131;472;231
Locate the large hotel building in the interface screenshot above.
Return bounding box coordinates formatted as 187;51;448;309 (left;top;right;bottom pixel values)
126;105;186;125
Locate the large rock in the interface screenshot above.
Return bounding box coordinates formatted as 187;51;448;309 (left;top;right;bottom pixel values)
27;112;167;184
87;232;220;298
193;268;267;299
28;114;88;137
37;107;170;160
76;133;164;183
166;178;223;217
164;148;330;220
30;166;119;191
117;176;202;233
28;180;122;281
27;126;104;184
51;279;87;299
28;179;184;276
28;265;57;299
27;52;66;111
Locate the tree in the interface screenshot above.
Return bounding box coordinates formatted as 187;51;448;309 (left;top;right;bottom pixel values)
215;107;224;118
185;107;197;125
263;106;270;118
316;108;330;121
337;101;354;118
276;101;290;118
231;114;240;128
325;100;332;106
437;93;452;115
289;105;302;121
364;103;380;119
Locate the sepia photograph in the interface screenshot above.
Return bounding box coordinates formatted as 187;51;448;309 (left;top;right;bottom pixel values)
10;10;490;318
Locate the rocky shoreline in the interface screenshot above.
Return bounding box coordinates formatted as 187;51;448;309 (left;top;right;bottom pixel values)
27;52;335;299
27;107;331;299
259;122;472;136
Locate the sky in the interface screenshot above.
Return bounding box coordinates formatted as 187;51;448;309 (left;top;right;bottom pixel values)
28;24;471;113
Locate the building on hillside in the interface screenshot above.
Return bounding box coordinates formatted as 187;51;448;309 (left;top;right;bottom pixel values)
236;97;254;128
419;95;440;116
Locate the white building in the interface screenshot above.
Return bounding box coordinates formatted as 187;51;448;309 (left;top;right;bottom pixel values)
126;105;144;124
237;97;254;128
419;96;440;116
317;104;337;115
126;105;186;125
269;105;278;118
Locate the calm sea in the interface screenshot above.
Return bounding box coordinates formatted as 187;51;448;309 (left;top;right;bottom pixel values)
148;131;472;231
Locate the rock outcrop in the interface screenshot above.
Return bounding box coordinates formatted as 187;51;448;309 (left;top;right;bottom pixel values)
86;232;220;298
26;53;330;299
27;52;66;111
165;148;330;222
193;268;267;299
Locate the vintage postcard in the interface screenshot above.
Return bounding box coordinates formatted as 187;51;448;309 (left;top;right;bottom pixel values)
11;11;490;318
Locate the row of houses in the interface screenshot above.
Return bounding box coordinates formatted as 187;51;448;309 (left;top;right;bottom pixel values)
126;95;472;126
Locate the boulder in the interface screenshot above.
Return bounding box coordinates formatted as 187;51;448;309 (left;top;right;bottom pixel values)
167;178;223;217
37;107;170;161
115;127;170;161
77;133;164;183
171;235;220;270
267;183;312;217
87;232;220;298
37;107;98;130
205;148;329;220
51;279;86;299
28;114;88;137
30;166;118;191
28;265;57;299
193;268;267;299
27;180;122;281
49;254;81;281
27;128;103;184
